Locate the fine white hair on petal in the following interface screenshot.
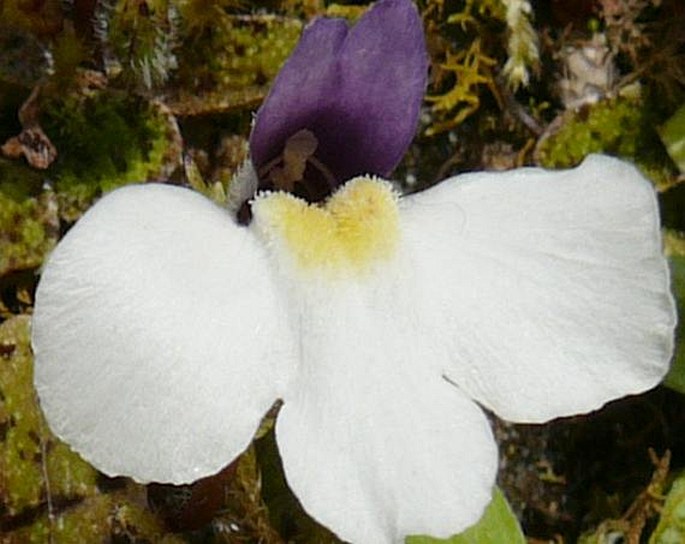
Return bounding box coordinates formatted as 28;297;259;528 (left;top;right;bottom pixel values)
32;184;295;484
400;154;676;424
272;270;498;544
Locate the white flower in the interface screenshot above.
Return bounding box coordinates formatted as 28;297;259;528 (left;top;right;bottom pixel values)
31;154;676;543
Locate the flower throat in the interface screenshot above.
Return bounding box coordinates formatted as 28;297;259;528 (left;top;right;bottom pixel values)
252;177;400;276
258;129;337;203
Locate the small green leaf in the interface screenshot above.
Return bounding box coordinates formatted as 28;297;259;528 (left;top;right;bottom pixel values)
664;250;685;395
659;103;685;173
649;471;685;544
405;488;525;544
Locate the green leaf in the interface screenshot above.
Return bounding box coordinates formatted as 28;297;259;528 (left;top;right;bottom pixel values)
664;251;685;394
649;471;685;544
659;103;685;174
405;488;525;544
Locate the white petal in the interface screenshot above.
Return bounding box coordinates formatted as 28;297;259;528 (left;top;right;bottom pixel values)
32;184;295;484
275;276;498;544
400;154;676;423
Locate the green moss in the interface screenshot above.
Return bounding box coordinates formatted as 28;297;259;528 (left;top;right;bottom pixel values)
41;91;177;220
7;492;185;543
171;14;302;115
0;197;51;276
324;4;367;20
534;85;676;190
45;496;113;543
0;161;57;277
535;90;643;168
216;17;301;88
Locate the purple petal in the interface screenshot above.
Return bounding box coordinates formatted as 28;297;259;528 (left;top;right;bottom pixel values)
250;0;427;189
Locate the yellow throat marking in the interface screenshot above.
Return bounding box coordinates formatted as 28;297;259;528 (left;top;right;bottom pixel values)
254;177;400;275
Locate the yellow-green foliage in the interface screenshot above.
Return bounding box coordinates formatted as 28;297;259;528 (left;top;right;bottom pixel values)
206;16;301;90
426;40;496;136
446;0;506;28
664;231;685;396
324;4;367;20
50;29;88;89
665;230;685;259
650;471;685;544
0;193;54;277
0;161;56;276
534;91;644;168
659;102;685;173
175;0;244;33
534;85;674;190
172;14;302;114
425;0;539;135
406;488;525;543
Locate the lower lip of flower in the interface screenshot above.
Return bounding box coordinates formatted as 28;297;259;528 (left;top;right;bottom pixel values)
252;176;400;276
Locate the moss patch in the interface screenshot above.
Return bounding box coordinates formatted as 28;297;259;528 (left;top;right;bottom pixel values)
41;91;179;221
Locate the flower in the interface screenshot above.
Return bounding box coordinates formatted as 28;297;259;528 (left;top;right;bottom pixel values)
31;1;677;543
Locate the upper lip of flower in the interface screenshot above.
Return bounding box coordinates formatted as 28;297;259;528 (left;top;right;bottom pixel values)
248;0;428;201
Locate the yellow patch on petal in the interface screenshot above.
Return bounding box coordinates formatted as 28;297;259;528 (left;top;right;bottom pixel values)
253;177;399;276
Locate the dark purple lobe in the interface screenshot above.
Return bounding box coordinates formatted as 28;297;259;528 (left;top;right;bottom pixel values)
250;0;427;194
